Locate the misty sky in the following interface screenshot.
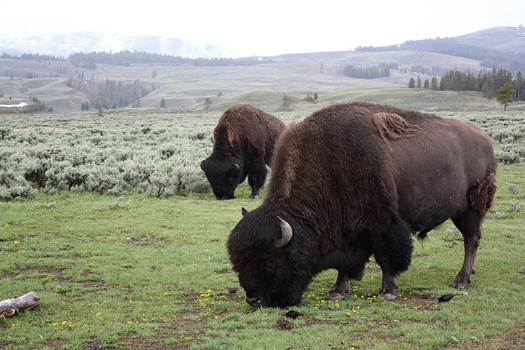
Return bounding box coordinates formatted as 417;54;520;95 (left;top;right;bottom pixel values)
1;0;524;57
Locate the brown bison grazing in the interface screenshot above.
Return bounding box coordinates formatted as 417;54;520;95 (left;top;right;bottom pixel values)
201;104;285;199
227;102;496;307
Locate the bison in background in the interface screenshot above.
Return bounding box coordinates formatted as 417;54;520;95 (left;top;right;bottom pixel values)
201;104;285;199
227;102;496;307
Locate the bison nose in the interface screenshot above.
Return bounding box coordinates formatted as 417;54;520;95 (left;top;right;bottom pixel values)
246;297;262;307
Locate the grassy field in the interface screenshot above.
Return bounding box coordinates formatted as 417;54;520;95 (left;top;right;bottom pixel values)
0;165;523;349
1;99;524;349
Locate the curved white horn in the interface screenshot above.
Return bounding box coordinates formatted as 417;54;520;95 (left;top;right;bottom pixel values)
275;216;293;248
231;163;240;172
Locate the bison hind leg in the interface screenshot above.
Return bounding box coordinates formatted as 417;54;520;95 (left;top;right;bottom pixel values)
451;170;496;289
451;208;484;289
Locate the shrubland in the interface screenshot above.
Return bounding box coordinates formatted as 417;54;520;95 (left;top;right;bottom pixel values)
0;109;217;201
1;98;523;201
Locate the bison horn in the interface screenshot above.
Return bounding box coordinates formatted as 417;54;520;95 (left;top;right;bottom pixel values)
275;216;293;248
230;162;240;173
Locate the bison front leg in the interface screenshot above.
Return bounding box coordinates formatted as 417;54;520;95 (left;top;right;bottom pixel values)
373;217;413;301
247;161;267;199
378;272;399;301
327;272;349;300
451;210;483;289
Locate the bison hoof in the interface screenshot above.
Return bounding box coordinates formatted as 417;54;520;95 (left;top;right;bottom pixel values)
383;293;397;301
451;280;468;290
378;286;397;301
326;291;346;300
246;297;263;307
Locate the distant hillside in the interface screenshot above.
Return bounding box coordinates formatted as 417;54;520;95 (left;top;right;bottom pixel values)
2;26;525;114
357;26;525;72
456;26;525;53
0;32;237;58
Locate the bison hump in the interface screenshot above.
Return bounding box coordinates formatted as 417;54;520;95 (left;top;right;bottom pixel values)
371;112;422;141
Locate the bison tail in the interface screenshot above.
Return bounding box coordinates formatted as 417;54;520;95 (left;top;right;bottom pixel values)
372;217;413;276
468;166;497;216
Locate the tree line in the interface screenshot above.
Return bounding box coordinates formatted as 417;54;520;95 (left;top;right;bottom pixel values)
68;51;270;68
67;76;153;109
339;62;398;79
409;68;525;101
1;52;63;61
357;37;525;72
2;51;270;68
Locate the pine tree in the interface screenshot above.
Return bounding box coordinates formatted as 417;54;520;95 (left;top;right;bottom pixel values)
496;83;515;111
430;77;439;90
482;78;496;99
281;94;292;111
204;98;212;111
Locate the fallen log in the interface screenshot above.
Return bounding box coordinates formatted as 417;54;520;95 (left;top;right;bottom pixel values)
0;292;40;318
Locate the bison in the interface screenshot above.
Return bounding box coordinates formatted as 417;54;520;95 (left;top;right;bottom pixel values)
201;104;285;199
227;102;496;307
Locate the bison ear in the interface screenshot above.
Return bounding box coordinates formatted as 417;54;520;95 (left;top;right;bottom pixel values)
242;207;248;216
275;216;293;248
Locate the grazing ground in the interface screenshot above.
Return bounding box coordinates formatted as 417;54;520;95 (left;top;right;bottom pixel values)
0;99;524;349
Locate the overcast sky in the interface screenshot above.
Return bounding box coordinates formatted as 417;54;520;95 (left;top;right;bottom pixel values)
1;0;524;57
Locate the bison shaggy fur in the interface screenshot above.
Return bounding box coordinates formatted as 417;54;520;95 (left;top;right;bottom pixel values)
201;104;285;199
227;102;496;307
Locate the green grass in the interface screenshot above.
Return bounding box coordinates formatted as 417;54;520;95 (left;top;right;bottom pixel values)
1;162;524;349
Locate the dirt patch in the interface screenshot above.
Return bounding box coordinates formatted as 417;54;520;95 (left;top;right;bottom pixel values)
397;291;437;311
116;335;187;350
82;340;104;350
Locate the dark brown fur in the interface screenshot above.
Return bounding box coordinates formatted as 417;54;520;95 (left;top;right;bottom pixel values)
201;104;285;199
228;102;496;307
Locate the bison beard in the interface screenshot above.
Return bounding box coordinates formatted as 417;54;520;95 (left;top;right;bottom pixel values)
227;102;496;307
201;104;285;199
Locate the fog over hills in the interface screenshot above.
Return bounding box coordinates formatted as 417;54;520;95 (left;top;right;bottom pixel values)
1;26;524;60
0;32;240;58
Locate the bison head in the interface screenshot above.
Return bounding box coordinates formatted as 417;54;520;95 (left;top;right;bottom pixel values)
227;209;312;307
200;156;242;200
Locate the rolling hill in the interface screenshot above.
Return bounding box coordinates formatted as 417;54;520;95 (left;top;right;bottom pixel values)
456;26;525;53
0;26;524;113
356;26;525;72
